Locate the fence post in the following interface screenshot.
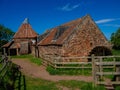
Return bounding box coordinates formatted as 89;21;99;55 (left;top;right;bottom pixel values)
92;54;96;86
99;57;103;81
116;66;120;81
113;57;116;71
54;58;56;69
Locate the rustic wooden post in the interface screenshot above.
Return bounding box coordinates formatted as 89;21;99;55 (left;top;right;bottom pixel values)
82;64;84;75
92;54;96;86
16;48;19;56
54;59;57;69
116;66;120;81
54;58;57;69
113;57;116;71
100;57;103;81
8;49;10;56
3;48;6;55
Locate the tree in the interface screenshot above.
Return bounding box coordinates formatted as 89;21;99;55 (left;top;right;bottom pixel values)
0;24;15;52
111;28;120;50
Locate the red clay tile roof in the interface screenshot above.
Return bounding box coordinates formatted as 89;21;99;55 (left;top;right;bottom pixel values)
13;18;37;39
9;43;20;49
38;17;82;45
2;42;12;47
2;41;20;49
38;28;58;45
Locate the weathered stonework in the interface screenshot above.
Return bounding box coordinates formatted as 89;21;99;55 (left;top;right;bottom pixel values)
2;18;37;55
38;45;62;59
62;15;111;57
36;15;112;62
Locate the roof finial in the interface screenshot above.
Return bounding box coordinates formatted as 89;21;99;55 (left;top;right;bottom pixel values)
23;18;29;24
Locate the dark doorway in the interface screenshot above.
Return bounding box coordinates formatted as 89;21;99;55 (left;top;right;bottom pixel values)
89;46;112;56
10;49;17;56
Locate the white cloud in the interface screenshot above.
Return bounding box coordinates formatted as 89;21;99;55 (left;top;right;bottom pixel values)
95;19;116;24
102;24;120;27
58;3;80;11
95;18;120;28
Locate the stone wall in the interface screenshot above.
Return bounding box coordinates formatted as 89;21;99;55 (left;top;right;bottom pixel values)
62;16;111;57
38;45;62;59
37;16;111;62
31;45;35;56
19;41;29;54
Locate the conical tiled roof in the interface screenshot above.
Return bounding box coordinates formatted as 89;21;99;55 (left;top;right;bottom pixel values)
13;18;37;39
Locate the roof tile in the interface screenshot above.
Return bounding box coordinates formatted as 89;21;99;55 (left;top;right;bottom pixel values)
13;19;37;39
38;17;82;45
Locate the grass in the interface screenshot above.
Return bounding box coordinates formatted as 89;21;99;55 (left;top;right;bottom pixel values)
58;80;105;90
46;66;92;76
11;54;33;58
24;76;106;90
46;49;120;76
0;62;106;90
112;49;120;55
26;77;58;90
11;54;42;66
9;49;120;90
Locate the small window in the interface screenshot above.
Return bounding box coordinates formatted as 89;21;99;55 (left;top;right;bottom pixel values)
90;42;93;47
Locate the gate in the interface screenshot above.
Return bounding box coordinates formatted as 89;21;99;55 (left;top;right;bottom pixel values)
92;55;120;85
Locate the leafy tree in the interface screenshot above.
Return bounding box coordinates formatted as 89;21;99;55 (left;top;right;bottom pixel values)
0;24;15;52
111;28;120;50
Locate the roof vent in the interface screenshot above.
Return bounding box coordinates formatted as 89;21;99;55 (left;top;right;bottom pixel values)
23;18;29;24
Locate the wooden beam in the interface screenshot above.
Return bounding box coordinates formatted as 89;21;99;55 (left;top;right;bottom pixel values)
96;72;120;75
95;62;120;65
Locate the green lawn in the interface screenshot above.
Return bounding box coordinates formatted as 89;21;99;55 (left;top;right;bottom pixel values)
23;76;106;90
46;66;92;76
11;54;42;66
112;49;120;55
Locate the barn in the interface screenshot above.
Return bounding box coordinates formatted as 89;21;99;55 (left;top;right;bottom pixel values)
2;18;37;55
36;15;112;61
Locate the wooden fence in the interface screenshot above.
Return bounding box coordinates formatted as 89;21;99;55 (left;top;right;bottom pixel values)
0;54;12;82
43;55;120;85
0;54;26;90
43;55;92;69
92;55;120;85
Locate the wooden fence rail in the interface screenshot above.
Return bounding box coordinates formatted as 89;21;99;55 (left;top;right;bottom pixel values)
43;55;92;69
0;54;26;90
0;55;12;82
43;55;120;85
93;55;120;85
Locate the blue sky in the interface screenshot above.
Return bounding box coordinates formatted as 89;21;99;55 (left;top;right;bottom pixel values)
0;0;120;40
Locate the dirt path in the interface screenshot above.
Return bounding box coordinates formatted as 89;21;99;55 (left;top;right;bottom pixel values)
12;58;93;82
